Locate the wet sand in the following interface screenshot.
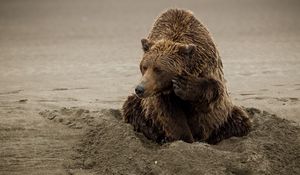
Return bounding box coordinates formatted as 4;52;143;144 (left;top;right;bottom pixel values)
38;107;299;175
0;0;299;174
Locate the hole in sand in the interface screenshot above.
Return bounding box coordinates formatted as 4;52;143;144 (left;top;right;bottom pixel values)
39;107;300;174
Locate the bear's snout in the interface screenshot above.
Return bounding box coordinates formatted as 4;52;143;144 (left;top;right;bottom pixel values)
135;84;145;97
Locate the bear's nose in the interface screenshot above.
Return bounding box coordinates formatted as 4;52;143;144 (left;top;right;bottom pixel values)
135;85;145;96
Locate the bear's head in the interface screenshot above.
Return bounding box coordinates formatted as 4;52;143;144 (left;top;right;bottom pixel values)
135;38;196;98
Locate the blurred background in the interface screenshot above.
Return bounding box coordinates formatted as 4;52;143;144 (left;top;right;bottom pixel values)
0;0;299;120
0;1;299;174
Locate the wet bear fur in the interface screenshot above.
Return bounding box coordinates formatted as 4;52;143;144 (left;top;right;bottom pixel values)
123;9;251;144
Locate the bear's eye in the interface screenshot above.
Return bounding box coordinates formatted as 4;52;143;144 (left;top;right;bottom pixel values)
140;65;147;74
142;65;148;71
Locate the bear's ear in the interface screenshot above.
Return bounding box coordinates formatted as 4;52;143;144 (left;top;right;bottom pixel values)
141;38;154;52
178;44;196;57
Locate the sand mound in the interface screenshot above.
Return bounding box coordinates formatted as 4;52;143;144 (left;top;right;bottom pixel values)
40;107;300;175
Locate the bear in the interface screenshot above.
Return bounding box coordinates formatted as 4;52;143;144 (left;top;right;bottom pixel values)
122;9;251;144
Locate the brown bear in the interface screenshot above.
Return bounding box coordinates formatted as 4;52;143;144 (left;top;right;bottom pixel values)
122;9;251;144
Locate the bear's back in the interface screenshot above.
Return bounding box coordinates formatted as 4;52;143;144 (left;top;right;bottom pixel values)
148;9;210;45
148;9;222;78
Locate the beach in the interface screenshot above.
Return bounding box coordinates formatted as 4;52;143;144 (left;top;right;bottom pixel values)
0;0;299;174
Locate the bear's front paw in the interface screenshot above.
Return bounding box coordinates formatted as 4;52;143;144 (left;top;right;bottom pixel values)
172;75;199;101
172;77;188;100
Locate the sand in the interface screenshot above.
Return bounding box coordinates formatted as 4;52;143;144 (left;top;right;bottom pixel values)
0;0;299;174
38;107;300;175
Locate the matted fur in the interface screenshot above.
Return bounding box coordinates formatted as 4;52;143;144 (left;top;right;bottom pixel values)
123;9;251;144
